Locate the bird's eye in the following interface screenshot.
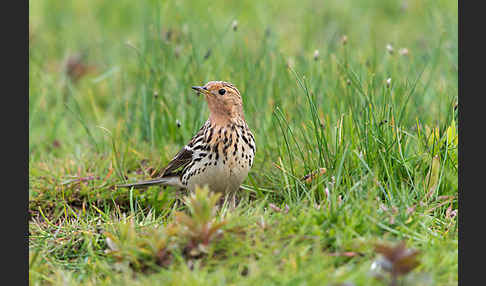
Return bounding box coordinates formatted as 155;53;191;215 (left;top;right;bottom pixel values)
218;89;226;95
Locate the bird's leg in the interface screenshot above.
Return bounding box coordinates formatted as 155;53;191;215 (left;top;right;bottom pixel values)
231;192;236;210
175;187;188;200
218;191;236;210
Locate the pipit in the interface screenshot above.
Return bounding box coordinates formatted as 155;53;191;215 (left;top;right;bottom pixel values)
117;81;256;199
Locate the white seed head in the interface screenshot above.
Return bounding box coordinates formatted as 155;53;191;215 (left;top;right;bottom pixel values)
182;24;189;35
105;237;119;252
401;0;409;11
386;78;392;87
399;48;409;56
313;49;320;61
286;57;295;68
341;35;348;45
232;20;238;31
386;43;394;54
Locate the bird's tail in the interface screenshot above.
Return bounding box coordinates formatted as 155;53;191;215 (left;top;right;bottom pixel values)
116;176;182;189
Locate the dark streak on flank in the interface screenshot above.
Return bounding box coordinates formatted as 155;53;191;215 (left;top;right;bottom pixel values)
206;127;213;143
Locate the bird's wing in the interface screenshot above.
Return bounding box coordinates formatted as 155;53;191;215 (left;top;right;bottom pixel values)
161;120;210;177
161;146;194;176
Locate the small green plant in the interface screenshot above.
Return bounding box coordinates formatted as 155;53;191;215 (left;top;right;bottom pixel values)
104;186;228;273
104;219;174;272
174;186;227;258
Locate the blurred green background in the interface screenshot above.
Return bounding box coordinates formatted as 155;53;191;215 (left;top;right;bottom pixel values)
29;0;457;157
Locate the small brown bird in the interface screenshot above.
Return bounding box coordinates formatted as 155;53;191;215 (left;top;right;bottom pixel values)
117;81;256;198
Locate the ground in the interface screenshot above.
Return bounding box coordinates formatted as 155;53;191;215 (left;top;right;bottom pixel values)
29;0;457;285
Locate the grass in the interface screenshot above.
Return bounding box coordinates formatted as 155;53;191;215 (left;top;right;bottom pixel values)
29;0;458;285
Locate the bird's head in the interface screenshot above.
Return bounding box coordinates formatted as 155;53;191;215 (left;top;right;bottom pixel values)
192;81;245;124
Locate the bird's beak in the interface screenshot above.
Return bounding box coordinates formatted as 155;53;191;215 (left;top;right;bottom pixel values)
191;86;208;96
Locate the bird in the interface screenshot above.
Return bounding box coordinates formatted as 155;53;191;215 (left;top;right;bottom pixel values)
116;81;256;200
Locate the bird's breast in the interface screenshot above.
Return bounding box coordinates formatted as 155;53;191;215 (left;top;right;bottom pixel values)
186;152;251;194
184;123;255;194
